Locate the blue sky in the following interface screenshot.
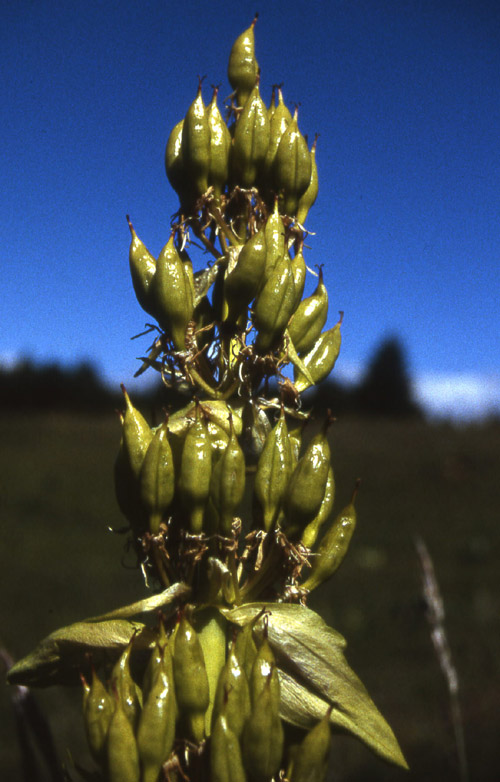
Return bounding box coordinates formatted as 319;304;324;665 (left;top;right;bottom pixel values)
2;0;499;419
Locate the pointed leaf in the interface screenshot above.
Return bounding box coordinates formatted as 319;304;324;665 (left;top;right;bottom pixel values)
223;602;408;770
7;619;154;688
283;330;315;386
84;582;191;622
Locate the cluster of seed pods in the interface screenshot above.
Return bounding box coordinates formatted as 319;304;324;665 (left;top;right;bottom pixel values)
92;18;360;782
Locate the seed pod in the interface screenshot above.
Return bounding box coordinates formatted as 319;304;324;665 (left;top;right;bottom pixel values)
296;134;319;226
210;415;246;536
210;714;247;782
267;84;276;121
207;86;231;202
228;15;259;108
109;636;142;730
231;79;270;188
126;216;157;318
300;465;335;549
254;407;293;531
253;251;296;352
288;266;328;355
293;314;343;393
263;198;285;282
114;425;146;538
165;118;191;208
120;385;153;479
152;233;194;350
242;672;284;782
273;108;311;217
193;608;228;736
172;613;210;743
178;408;212;533
249;633;280;707
212;640;251;738
288;424;303;468
301;484;358;592
290;246;307;309
136;646;176;782
81;666;113;765
141;618;170;701
282;428;331;540
264;86;292;179
139;421;175;535
290;707;332;782
106;695;140;782
181;81;210;198
224;225;267;323
234;621;258;682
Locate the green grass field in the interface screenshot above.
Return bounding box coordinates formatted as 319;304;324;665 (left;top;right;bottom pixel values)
1;412;499;780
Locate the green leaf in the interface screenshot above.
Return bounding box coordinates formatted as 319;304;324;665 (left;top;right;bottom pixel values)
7;619;154;687
194;263;220;306
223;602;408;770
6;583;191;688
84;581;191;622
283;330;315;387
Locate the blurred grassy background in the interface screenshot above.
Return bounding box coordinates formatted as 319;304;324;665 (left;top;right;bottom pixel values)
1;413;499;780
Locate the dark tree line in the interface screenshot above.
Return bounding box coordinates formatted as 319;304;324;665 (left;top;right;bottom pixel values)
0;338;421;419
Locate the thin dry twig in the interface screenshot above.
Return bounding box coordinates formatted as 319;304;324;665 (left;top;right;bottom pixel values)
415;535;469;782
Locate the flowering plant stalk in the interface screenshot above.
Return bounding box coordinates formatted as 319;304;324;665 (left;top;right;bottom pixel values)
8;18;408;782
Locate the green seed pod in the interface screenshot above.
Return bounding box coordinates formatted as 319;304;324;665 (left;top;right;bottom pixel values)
290;708;332;782
181;81;210;198
231;79;270;188
165;118;191;208
234;621;258;683
178;408;212;533
228;15;259;108
152;233;194;350
193;608;228;736
264;87;292;179
139;421;175;534
296;134;319;226
81;666;113;765
293;314;343;393
273;108;311;217
106;695;140;782
172;613;210;743
290;246;307;309
109;637;142;730
288;424;303;468
212;640;251;738
288;266;329;355
263;198;285;282
301;485;358;593
210;714;247;782
249;634;280;707
282;428;331;541
254;407;293;531
267;84;276;121
242;673;284;782
136;646;176;782
141;618;170;701
300;465;335;549
120;385;153;479
224;226;267;323
126;216;157;318
210;415;246;536
207;86;231;202
253;251;296;352
114;424;146;538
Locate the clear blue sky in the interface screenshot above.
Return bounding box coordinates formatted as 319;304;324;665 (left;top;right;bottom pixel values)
2;0;499;419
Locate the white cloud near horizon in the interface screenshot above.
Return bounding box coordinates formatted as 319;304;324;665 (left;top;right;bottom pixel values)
336;362;500;421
